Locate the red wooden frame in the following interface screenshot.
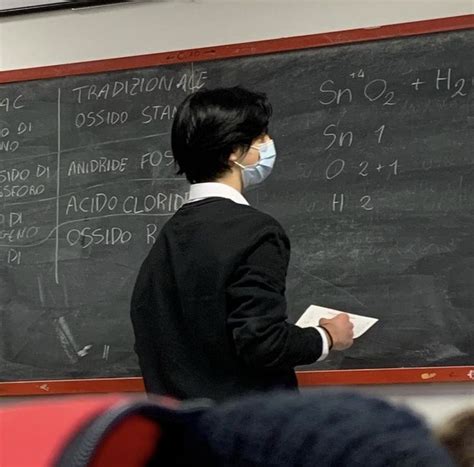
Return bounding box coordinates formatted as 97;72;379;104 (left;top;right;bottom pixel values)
0;14;472;83
0;15;473;395
0;367;473;396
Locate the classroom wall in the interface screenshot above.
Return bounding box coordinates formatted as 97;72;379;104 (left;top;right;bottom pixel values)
0;0;472;70
0;0;473;425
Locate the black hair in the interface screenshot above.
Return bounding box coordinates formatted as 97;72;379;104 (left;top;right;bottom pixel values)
171;86;272;183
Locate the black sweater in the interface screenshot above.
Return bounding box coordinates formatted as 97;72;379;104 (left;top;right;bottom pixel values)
130;198;323;401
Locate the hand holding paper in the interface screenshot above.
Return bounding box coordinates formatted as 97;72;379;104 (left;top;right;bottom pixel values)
319;312;354;350
296;305;378;339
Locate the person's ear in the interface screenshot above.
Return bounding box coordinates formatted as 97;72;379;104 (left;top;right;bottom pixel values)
228;147;245;163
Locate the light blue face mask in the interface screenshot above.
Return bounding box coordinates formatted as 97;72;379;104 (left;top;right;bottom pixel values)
235;140;277;189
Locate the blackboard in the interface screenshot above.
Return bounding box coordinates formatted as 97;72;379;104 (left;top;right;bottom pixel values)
0;17;473;393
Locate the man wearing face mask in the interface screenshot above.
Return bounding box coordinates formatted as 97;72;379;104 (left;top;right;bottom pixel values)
131;87;354;402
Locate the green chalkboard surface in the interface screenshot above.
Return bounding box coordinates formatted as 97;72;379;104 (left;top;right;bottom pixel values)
0;26;472;383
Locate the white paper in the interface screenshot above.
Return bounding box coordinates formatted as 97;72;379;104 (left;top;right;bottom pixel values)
296;305;378;339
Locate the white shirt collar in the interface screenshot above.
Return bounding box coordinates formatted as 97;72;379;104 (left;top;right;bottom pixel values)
186;182;249;206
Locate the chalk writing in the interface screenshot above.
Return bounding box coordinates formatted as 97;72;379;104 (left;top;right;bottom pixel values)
0;95;24;112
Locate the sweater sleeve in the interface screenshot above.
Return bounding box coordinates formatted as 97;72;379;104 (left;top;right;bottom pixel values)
226;223;323;370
